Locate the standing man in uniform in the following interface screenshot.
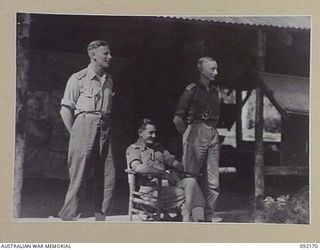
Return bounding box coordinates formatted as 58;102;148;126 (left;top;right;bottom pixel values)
173;56;221;222
58;40;115;221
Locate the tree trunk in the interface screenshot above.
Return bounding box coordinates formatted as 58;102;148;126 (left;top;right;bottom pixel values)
14;13;31;218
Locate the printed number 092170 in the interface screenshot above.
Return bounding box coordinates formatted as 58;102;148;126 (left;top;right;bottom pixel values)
300;244;318;248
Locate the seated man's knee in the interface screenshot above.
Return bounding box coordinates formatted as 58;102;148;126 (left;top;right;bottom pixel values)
184;177;198;187
183;177;202;193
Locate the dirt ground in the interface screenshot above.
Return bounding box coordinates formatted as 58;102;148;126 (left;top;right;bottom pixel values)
20;172;308;223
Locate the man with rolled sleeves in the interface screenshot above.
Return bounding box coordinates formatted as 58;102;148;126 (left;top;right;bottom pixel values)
58;40;115;221
173;56;221;222
126;118;205;222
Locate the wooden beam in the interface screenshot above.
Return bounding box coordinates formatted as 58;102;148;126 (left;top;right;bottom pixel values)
14;14;31;218
241;90;252;107
264;166;308;176
254;28;266;201
260;80;288;118
236;88;242;147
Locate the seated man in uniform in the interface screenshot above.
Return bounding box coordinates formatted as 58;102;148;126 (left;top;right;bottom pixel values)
126;118;205;222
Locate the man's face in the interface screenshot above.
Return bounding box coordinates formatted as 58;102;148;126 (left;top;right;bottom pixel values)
139;124;156;146
200;60;218;81
92;45;112;68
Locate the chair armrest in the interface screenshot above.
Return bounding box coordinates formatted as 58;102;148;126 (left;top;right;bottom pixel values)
139;171;168;180
125;169;136;174
125;169;168;180
125;168;169;180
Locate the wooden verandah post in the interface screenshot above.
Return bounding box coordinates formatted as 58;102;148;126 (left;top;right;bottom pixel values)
14;13;31;218
254;28;266;213
235;88;243;147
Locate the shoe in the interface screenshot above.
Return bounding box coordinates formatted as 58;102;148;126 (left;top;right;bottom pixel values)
49;214;81;221
48;215;62;221
211;216;223;223
95;212;106;221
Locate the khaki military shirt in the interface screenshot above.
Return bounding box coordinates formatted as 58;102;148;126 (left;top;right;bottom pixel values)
126;139;176;171
175;83;220;126
61;65;114;115
126;139;180;186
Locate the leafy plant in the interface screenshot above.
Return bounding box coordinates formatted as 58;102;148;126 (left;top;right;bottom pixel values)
262;186;309;224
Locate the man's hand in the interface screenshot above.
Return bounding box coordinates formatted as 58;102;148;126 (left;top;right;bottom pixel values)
166;171;180;186
173;115;186;135
60;106;74;134
171;160;184;172
145;158;156;169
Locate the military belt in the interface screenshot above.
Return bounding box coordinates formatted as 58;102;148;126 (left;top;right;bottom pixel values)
76;111;111;121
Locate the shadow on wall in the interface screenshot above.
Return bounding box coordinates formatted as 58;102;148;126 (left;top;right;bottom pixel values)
25;89;69;179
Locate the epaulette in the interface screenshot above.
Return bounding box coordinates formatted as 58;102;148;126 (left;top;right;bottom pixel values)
130;144;140;149
185;83;196;91
74;68;88;80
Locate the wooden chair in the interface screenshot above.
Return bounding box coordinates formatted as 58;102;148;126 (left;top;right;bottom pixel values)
125;168;180;221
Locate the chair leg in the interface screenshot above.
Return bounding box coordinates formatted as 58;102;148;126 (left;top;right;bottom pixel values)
128;194;136;221
129;204;133;221
156;179;162;221
128;172;135;221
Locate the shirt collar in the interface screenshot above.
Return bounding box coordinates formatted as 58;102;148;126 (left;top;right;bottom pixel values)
87;65;107;81
135;138;149;150
197;82;219;92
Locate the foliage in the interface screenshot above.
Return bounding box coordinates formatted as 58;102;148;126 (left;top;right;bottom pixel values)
262;186;309;224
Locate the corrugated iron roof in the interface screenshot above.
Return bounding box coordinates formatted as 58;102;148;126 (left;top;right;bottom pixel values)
259;72;309;115
163;16;310;30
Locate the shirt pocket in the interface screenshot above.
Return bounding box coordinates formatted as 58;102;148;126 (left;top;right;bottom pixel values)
141;150;155;168
83;85;100;97
190;95;203;114
77;86;100;111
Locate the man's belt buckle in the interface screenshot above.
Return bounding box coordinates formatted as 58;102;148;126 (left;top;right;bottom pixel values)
201;111;209;120
84;111;109;121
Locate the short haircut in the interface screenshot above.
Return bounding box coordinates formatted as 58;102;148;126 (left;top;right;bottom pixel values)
87;40;109;56
197;56;217;71
137;118;156;131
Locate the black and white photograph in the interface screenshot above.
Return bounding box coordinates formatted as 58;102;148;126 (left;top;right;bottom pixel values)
14;13;310;224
